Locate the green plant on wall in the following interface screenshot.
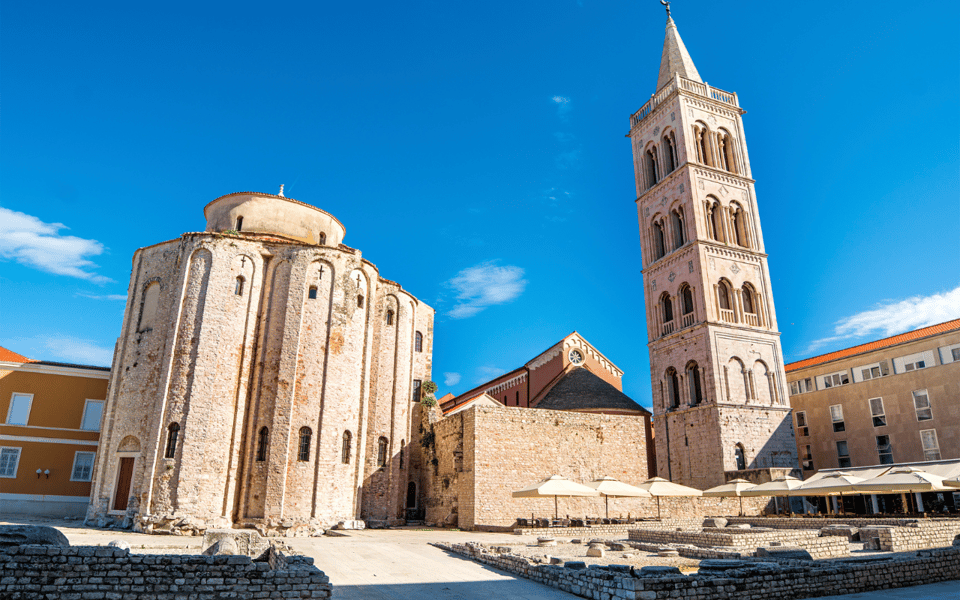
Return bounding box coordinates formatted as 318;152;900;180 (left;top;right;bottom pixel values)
422;395;437;407
422;380;438;395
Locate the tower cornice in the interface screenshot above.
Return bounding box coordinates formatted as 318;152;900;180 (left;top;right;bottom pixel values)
641;239;768;276
628;75;743;135
635;162;756;206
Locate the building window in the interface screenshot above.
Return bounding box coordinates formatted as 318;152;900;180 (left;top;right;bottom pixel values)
661;293;674;324
686;362;703;405
0;447;22;478
515;391;520;406
671;208;685;249
681;285;694;316
869;397;886;427
830;404;845;433
357;295;364;308
318;232;326;245
662;131;678;173
920;429;941;461
913;390;933;421
5;393;33;426
802;445;814;471
415;331;423;353
399;441;405;469
876;435;894;464
856;361;889;382
896;351;932;373
80;400;104;431
71;451;96;482
730;203;749;248
789;378;813;396
298;427;312;462
235;216;243;231
836;440;851;468
308;286;318;300
795;411;809;436
819;370;851;389
377;437;388;467
235;276;245;296
256;427;269;462
734;444;746;470
412;379;422;402
666;368;681;409
386;310;394;325
164;423;180;459
652;220;666;260
341;431;352;464
718;281;733;312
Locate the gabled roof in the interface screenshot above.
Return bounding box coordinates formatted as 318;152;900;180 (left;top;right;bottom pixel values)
536;367;650;415
0;346;33;363
785;319;960;372
442;392;501;416
656;17;702;92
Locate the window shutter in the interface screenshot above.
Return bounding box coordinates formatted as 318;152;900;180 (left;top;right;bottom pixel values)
830;405;843;422
869;398;883;416
920;430;937;451
879;360;890;376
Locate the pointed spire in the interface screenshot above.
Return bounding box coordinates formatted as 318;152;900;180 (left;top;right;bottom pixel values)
656;16;702;92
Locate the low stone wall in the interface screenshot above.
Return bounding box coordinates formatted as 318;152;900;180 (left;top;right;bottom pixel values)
726;517;960;552
726;516;925;529
435;542;960;600
625;537;848;561
0;545;332;599
627;527;847;556
513;519;708;536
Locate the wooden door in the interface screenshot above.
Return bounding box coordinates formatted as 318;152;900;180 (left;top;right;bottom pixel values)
113;457;135;511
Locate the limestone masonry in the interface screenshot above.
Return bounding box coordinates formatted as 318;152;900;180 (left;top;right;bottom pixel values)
87;191;434;533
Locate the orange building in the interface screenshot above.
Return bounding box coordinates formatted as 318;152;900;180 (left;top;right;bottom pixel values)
0;346;110;517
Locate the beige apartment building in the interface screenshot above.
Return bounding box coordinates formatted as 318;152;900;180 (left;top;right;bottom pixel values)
786;320;960;473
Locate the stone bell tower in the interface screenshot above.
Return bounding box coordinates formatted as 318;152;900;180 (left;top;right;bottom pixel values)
628;10;798;489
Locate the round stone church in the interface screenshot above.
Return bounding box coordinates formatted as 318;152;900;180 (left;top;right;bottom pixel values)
87;191;434;533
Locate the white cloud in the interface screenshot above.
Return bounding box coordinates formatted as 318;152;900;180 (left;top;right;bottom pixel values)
3;334;114;367
552;95;571;119
805;285;960;353
444;261;528;319
0;207;112;283
78;293;128;301
443;372;461;387
475;365;505;384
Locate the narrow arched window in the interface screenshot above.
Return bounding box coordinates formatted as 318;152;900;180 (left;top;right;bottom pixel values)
235;276;245;296
718;281;732;311
661;293;674;323
357;295;364;308
643;145;660;189
652;220;666;260
730;203;749;248
687;362;703;405
719;130;738;174
318;232;326;245
682;286;694;315
706;200;724;243
308;286;318;300
341;431;352;464
415;331;423;353
734;444;746;470
164;423;180;459
694;123;712;167
377;437;388;467
671;208;685;249
298;427;312;462
235;216;244;231
256;427;268;462
138;281;161;333
399;441;405;469
386;310;394;325
666;368;681;409
662;133;676;174
742;286;756;315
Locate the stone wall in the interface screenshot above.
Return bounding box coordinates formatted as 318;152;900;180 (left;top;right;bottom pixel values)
436;542;960;600
0;544;331;599
627;527;848;558
726;517;960;552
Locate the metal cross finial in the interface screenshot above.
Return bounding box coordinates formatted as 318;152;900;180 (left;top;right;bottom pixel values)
278;184;285;197
660;0;671;17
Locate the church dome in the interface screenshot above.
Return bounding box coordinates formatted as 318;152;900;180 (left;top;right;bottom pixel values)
204;191;345;246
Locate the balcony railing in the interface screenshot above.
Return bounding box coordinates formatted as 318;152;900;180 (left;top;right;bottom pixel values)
744;313;760;327
681;312;695;328
720;308;736;323
631;75;739;129
661;321;675;336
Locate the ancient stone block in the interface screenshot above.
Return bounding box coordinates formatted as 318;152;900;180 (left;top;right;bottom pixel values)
0;526;69;548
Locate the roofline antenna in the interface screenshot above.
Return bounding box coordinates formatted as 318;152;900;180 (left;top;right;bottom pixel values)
660;0;671;18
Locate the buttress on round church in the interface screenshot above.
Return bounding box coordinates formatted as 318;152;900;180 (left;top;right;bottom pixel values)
87;191;434;533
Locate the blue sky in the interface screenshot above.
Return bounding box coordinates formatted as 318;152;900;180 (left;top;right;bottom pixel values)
2;1;958;408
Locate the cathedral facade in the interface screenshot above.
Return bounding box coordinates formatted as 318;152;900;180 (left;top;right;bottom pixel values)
630;16;799;489
87;191;434;533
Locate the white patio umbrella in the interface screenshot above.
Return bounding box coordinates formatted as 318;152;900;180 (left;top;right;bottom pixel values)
741;475;804;514
636;477;703;520
787;472;866;514
853;467;948;494
585;476;652;518
702;478;757;516
943;475;960;489
512;475;600;518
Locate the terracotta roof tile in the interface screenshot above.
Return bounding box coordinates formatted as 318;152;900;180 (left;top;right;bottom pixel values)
0;346;33;363
785;319;960;372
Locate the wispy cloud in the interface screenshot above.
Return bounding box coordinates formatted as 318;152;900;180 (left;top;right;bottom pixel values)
552;95;571;120
475;365;505;384
444;372;461;387
553;132;576;143
805;286;960;353
0;207;112;283
556;148;581;169
2;334;114;367
444;261;528;319
78;293;127;301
